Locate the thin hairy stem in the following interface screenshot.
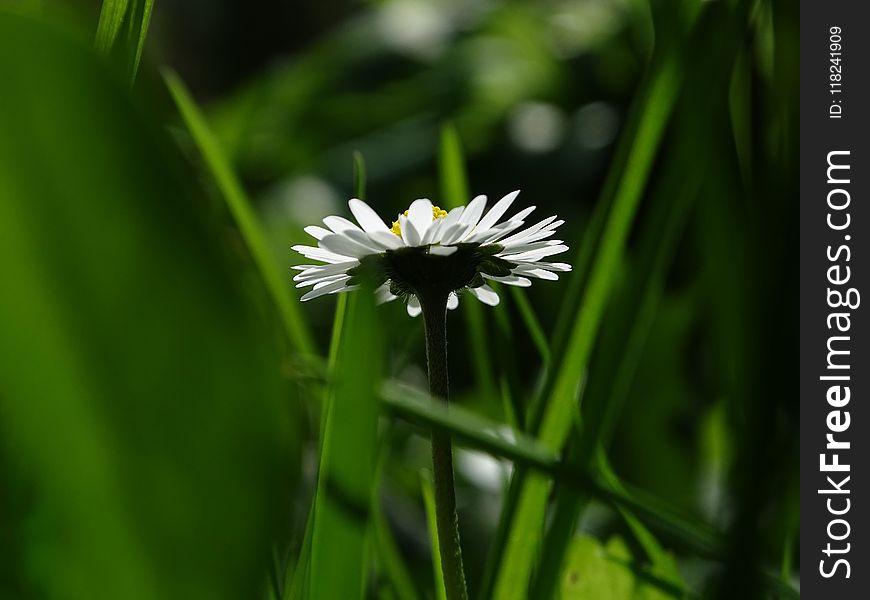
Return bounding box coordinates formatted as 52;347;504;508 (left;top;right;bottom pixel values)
420;291;468;600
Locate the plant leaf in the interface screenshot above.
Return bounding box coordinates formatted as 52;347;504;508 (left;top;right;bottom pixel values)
0;13;293;599
94;0;153;85
308;291;384;599
421;473;448;600
164;69;316;356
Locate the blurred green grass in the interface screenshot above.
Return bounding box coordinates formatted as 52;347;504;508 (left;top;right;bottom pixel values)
0;1;798;599
0;10;295;600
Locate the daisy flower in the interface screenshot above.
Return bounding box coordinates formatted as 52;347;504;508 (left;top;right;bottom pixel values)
292;189;570;600
291;190;571;315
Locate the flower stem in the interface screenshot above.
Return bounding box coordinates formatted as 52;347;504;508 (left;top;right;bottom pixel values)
420;291;468;600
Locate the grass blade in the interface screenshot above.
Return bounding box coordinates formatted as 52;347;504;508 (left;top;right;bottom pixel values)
438;123;497;401
421;473;448;600
508;287;550;366
94;0;128;54
353;150;367;199
479;13;690;594
531;100;705;598
283;293;347;600
128;0;153;84
0;14;291;599
382;382;558;471
381;384;725;558
596;452;684;590
308;292;384;599
372;498;420;600
95;0;153;85
285;503;315;600
163;69;316;355
492;51;682;600
369;420;420;600
306;156;379;599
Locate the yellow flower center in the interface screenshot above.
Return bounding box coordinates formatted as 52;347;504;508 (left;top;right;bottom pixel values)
390;205;448;236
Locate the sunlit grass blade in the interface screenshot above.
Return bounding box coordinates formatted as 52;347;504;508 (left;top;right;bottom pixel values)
438;123;497;401
480;17;688;596
306;156;379;600
381;384;727;560
95;0;153;85
382;382;558;471
490;0;771;593
763;573;800;600
283;297;347;599
372;497;420;600
421;473;448;600
353;150;367;199
285;503;315;600
94;0;128;54
370;424;420;600
596;452;685;590
591;472;720;559
0;14;291;599
164;69;316;355
308;292;384;599
531;113;704;597
127;0;153;84
490;291;524;430
438;123;469;213
491;52;683;600
508;288;550;366
269;545;286;600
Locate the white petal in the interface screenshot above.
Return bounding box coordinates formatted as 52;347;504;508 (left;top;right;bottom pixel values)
512;265;559;280
500;228;559;249
295;273;348;288
407;295;422;317
447;293;459;310
483;274;532;287
497;215;558;246
291;245;356;264
318;233;378;258
407;199;434;241
483;220;526;243
476;190;520;231
348;198;389;233
399;214;422;246
458;195;487;227
344;229;385;252
464;227;503;244
440;206;465;230
374;282;398;304
329;285;358;295
536;261;572;272
323;215;363;234
367;230;406;250
429;245;457;256
438;222;467;245
508;205;536;222
293;260;358;281
499;240;563;256
500;244;569;263
451;223;479;245
421;219;444;245
304;225;332;240
468;284;500;306
300;277;351;301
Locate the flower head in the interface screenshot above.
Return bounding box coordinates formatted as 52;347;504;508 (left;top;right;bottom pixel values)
292;191;571;316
